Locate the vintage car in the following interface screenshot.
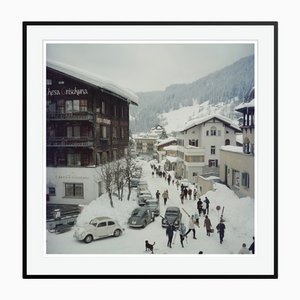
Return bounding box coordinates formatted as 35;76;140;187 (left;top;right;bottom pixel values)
144;199;160;216
161;206;182;228
128;207;155;228
137;190;153;206
73;216;124;243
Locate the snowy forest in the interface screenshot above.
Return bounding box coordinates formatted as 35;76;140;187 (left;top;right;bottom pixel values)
130;55;254;133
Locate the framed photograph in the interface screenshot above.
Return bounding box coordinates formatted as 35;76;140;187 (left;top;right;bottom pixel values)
23;21;278;278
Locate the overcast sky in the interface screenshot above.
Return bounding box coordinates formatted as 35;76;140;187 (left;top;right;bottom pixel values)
47;43;254;93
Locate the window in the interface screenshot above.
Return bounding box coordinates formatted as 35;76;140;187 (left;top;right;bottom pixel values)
210;126;217;136
97;222;106;228
48;187;56;196
46;79;52;85
102;101;106;114
218;130;221;136
225;139;230;145
242;172;250;188
209;159;218;167
57;100;65;113
211;146;216;155
108;221;115;226
67;153;81;166
189;139;198;147
58;80;64;85
79;99;87;111
65;183;83;197
101;126;107;138
65;100;80;112
112;127;117;138
232;170;240;187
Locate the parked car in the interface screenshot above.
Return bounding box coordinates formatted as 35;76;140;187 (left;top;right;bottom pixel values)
161;206;182;228
73;216;124;243
138;194;154;206
130;178;140;188
144;199;160;216
128;207;155;228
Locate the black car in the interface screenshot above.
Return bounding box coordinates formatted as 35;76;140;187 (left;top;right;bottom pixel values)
128;207;155;228
161;206;182;228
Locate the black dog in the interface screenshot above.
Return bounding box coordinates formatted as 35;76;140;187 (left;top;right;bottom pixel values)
145;240;155;254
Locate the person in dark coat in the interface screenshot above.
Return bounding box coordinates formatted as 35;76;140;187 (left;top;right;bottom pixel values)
197;198;203;216
204;196;210;214
183;187;188;200
155;190;160;201
249;237;255;254
166;223;176;248
216;220;226;244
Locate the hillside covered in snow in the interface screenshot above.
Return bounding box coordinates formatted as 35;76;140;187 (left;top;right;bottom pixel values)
130;55;254;133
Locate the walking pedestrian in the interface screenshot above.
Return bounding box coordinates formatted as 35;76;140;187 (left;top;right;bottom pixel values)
194;212;200;226
193;188;197;200
176;180;180;190
188;188;192;200
179;222;186;248
166;223;176;248
204;196;210;214
203;215;212;236
249;237;255;254
197;198;203;216
202;201;207;215
180;192;184;204
183;187;188;200
239;243;250;254
155;190;160;201
185;215;197;239
216;220;226;244
162;190;169;205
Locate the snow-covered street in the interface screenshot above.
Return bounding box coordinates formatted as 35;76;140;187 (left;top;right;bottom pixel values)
46;159;254;255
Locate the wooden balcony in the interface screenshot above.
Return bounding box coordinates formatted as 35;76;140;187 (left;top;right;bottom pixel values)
47;137;94;147
47;111;94;121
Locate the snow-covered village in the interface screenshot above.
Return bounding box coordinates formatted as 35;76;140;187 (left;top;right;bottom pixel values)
46;44;255;256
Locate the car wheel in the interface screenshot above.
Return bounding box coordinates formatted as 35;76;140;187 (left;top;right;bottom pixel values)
84;234;93;243
142;221;147;228
113;229;122;237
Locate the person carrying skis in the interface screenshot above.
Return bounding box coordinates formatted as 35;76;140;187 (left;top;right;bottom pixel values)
216;220;226;244
166;223;176;248
203;215;212;236
185;215;197;239
179;222;187;248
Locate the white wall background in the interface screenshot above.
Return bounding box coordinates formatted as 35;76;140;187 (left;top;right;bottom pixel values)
2;0;293;299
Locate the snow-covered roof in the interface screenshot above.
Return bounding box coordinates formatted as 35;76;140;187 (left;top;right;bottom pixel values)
180;113;241;132
157;137;177;147
166;156;181;163
220;145;243;153
163;145;179;151
235;99;255;111
47;60;139;106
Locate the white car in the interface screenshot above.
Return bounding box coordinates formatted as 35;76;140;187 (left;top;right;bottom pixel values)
73;216;124;243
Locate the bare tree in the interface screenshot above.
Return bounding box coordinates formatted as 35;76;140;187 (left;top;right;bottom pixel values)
97;161;115;208
124;154;138;200
113;158;126;201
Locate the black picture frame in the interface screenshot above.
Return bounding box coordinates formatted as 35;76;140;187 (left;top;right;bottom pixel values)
23;21;278;279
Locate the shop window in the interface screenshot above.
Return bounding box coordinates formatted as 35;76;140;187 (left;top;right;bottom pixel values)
65;183;83;197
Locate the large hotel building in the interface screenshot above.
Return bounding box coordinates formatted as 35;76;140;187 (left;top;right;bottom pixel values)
46;61;138;204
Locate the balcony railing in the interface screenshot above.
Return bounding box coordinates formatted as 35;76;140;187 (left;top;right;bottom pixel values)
47;111;94;121
47;137;94;147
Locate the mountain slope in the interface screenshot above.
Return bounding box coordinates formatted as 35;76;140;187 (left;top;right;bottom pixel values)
130;55;254;133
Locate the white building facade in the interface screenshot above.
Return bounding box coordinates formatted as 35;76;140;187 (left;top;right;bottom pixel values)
175;114;241;183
